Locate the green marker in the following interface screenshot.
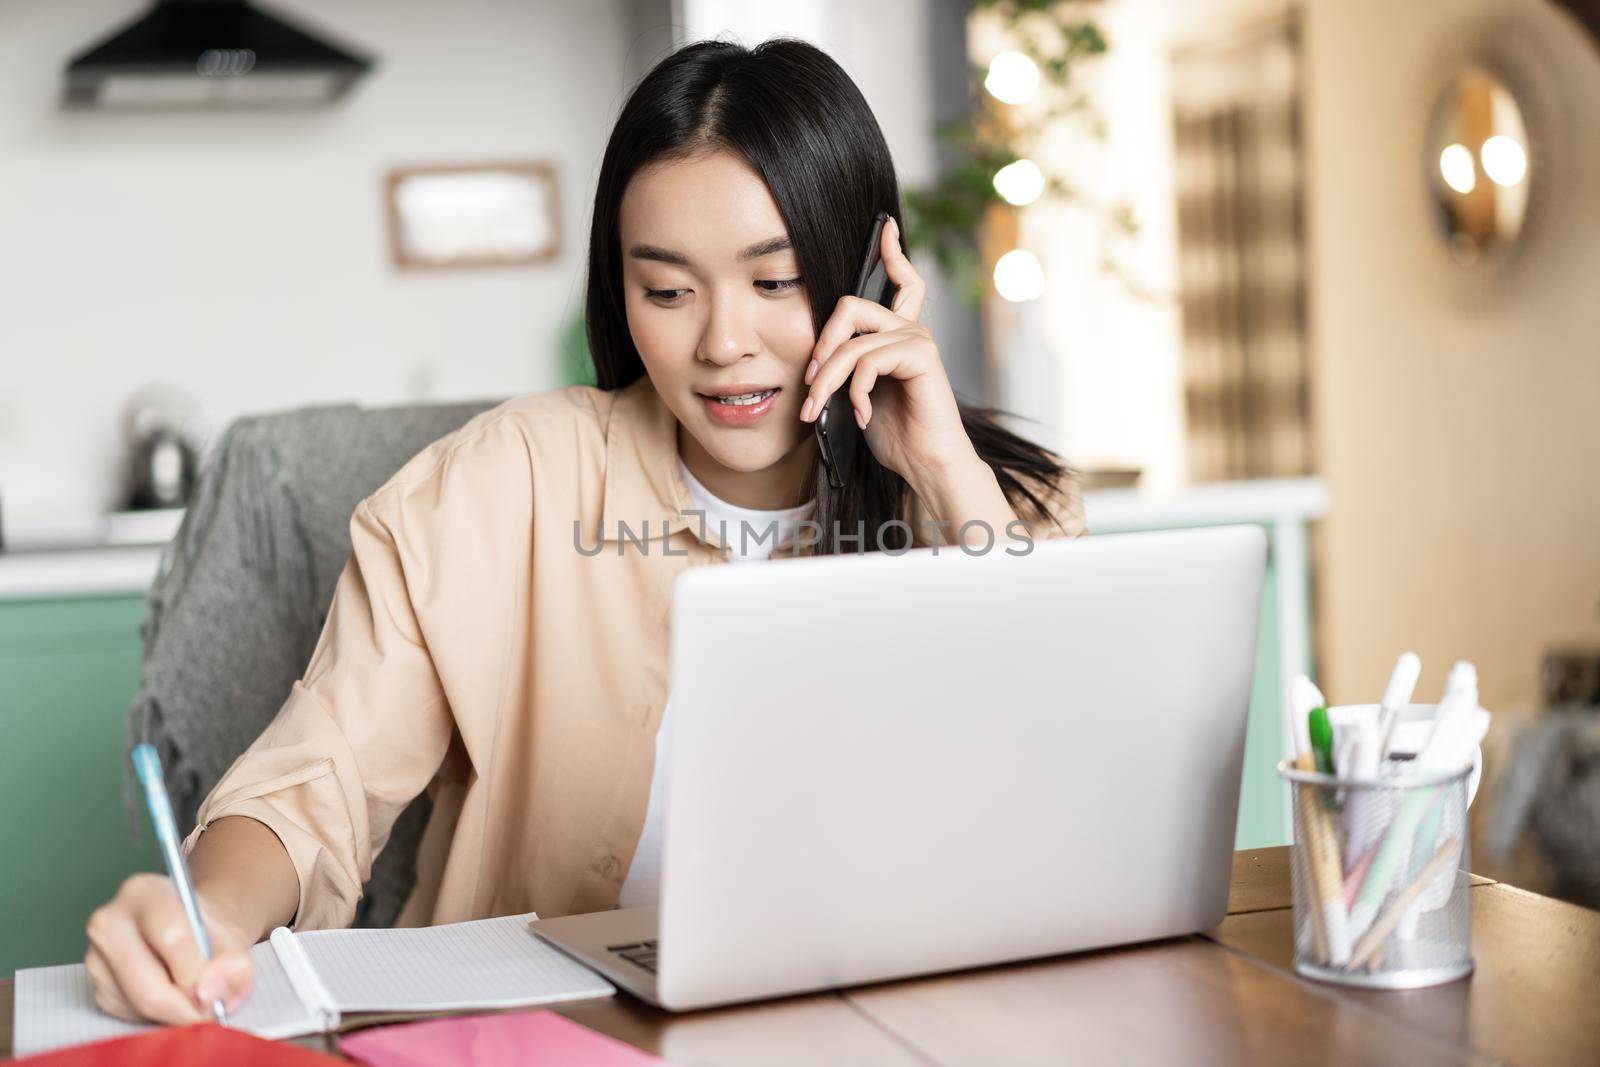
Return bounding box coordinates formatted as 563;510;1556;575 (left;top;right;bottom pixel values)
1309;705;1342;812
1309;706;1335;775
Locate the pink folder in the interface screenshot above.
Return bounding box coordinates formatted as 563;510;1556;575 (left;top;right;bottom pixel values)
337;1010;667;1067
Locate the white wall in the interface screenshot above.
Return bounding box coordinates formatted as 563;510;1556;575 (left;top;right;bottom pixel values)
677;0;939;185
0;0;633;524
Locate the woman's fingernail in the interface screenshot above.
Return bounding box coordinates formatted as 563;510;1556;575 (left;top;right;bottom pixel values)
197;980;220;1004
805;358;818;385
855;407;867;430
801;397;815;421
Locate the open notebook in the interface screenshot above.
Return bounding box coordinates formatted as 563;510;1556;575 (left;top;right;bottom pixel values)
12;913;615;1059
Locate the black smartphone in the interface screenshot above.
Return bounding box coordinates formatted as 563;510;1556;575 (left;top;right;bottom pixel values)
816;210;895;490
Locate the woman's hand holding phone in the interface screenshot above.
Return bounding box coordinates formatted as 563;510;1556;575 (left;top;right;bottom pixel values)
798;215;978;492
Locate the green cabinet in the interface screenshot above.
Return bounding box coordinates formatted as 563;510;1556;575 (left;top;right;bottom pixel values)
1237;558;1285;849
1083;479;1328;851
0;596;157;974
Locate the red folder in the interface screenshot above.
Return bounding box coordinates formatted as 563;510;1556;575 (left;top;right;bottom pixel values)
14;1024;344;1065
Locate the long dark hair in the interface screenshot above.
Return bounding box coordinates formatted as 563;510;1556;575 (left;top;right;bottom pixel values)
585;37;1071;553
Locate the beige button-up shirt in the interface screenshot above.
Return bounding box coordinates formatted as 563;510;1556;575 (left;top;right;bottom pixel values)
183;375;1086;931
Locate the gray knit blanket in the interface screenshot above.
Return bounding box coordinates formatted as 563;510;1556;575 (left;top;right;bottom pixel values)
1487;707;1600;909
124;399;495;928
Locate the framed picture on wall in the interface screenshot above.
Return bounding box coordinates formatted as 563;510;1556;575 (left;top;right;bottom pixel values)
384;161;561;269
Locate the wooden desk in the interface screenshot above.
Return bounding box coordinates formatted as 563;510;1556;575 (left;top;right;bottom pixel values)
4;848;1596;1065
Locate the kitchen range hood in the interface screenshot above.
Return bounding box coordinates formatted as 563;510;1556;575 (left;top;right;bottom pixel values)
63;0;375;108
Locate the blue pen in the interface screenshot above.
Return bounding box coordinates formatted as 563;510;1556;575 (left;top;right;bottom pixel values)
131;743;228;1024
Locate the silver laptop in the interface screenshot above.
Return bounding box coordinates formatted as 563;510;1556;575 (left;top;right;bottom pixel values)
531;525;1266;1010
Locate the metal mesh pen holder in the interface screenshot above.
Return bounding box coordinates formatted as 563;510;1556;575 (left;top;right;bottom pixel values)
1277;760;1474;989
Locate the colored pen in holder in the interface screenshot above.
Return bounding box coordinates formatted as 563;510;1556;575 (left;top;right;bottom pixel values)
1278;758;1474;989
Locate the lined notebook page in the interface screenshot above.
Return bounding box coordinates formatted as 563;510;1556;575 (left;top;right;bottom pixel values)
293;912;615;1013
12;941;321;1058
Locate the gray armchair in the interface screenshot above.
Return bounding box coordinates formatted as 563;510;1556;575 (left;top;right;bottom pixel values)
124;398;498;928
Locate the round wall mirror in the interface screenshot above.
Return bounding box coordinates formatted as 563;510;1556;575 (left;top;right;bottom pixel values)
1426;66;1531;266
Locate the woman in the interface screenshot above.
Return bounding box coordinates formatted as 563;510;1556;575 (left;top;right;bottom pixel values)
83;37;1086;1024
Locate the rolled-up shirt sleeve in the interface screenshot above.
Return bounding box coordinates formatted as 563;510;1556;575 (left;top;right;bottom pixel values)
181;490;454;931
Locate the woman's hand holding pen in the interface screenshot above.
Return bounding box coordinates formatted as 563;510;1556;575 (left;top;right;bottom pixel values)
84;814;297;1024
85;874;255;1024
798;215;1020;542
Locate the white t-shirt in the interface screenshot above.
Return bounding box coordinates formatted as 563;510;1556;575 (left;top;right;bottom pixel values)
615;457;816;909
